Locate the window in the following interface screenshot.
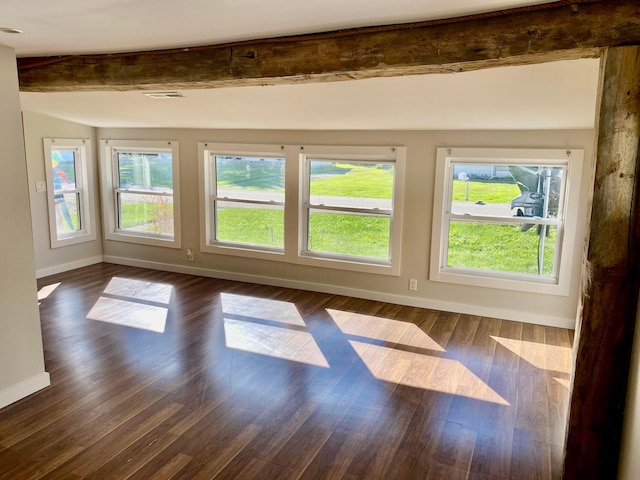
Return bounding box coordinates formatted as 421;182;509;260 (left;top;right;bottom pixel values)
101;140;180;248
430;147;584;295
43;138;95;247
298;146;405;275
199;143;286;255
198;143;405;275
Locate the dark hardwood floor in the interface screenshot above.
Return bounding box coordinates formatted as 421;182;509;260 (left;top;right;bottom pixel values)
0;263;574;479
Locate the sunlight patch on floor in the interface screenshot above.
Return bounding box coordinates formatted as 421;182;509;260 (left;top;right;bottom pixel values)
328;308;444;352
104;277;173;304
221;293;306;326
491;336;572;373
553;376;571;388
350;340;510;405
38;282;61;300
224;318;329;368
85;277;173;333
87;297;168;333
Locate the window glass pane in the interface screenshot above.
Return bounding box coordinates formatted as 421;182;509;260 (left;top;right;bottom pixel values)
55;192;80;234
118;192;174;235
307;210;390;259
52;149;77;190
309;160;393;209
450;164;563;220
215;201;283;248
117;152;173;192
215;155;284;202
447;221;557;276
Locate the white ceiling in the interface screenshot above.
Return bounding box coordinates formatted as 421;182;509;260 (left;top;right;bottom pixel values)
1;0;556;57
3;0;600;131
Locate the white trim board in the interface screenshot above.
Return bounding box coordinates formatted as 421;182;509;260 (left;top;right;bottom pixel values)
0;372;50;410
102;255;576;329
36;256;103;279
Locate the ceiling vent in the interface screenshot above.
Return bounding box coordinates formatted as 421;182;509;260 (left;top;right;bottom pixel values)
143;92;184;99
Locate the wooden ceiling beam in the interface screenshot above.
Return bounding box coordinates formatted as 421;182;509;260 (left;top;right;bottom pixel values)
16;0;639;92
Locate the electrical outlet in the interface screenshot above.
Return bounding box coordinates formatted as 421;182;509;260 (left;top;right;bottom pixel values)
409;278;418;291
186;248;195;262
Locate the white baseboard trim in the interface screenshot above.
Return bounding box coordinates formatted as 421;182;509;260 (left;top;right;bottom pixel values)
36;256;104;279
103;255;575;329
0;372;51;410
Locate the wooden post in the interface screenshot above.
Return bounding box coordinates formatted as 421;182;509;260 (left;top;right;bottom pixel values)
564;45;640;479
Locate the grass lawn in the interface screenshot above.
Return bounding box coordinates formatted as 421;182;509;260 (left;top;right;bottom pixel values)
451;179;520;203
216;158;285;191
309;163;393;198
216;208;389;257
217;208;285;247
120;200;174;234
308;212;389;258
448;221;556;276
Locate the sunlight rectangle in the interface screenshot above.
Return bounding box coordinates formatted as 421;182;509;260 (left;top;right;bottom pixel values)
491;336;572;373
221;293;306;326
224;318;328;368
553;376;571;388
38;282;61;300
328;308;444;352
104;277;173;304
87;296;168;333
350;340;509;405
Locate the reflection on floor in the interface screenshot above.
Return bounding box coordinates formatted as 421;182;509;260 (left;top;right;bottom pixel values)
0;263;574;479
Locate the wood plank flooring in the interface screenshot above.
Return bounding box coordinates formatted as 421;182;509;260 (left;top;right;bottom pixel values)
0;263;574;479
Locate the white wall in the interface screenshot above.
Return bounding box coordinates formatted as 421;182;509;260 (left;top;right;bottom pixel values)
97;127;595;329
0;46;49;409
23;112;102;277
619;302;640;480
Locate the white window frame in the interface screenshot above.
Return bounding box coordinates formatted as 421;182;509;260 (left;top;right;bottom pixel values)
297;145;405;276
43;138;95;248
198;142;289;260
430;147;584;295
100;140;181;248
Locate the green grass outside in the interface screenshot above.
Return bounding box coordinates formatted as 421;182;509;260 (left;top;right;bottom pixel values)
216;208;389;258
217;208;285;247
448;221;556;276
308;212;389;258
120;201;174;234
309;163;393;198
216;160;285;191
451;179;520;203
216;162;394;198
57;211;79;232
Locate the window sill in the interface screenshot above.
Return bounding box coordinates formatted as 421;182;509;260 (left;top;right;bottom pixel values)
297;252;399;276
51;231;96;248
430;267;569;296
106;230;181;249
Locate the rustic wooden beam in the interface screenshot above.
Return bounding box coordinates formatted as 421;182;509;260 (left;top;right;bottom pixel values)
16;0;639;92
563;45;640;480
